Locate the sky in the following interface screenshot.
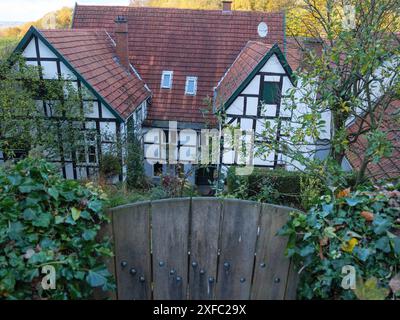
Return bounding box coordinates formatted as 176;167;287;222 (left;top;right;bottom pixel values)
0;0;130;22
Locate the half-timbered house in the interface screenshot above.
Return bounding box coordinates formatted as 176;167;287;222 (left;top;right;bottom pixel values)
2;2;335;185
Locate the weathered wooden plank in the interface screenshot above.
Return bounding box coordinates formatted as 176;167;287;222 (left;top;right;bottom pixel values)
284;259;300;300
189;198;222;300
113;202;151;300
216;199;260;300
152;198;191;300
251;204;291;300
92;210;117;300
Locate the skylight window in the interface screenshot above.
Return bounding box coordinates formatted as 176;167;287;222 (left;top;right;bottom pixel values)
161;71;173;89
185;76;197;96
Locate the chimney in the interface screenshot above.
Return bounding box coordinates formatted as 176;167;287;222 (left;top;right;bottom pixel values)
222;1;232;13
114;16;129;70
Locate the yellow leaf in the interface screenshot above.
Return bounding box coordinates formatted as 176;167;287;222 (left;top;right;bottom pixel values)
341;238;358;253
354;277;389;300
71;207;81;221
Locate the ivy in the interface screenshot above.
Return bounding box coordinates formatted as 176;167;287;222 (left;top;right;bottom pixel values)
280;184;400;300
0;158;114;300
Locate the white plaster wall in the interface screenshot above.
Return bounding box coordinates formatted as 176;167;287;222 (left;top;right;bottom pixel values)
242;75;260;94
226;96;244;115
41;60;58;79
246;97;258;116
101;103;116;119
22;38;36;57
260;54;285;73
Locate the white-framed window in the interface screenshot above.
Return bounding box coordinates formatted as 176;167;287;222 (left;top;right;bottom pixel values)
185;76;197;95
76;131;98;165
161;71;173;89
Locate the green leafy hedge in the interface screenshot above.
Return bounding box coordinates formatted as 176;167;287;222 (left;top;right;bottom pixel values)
226;167;311;208
0;158;114;299
280;184;400;300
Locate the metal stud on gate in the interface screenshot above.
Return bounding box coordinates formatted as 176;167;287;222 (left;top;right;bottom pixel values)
191;261;198;268
170;269;176;275
260;262;266;268
240;278;246;283
200;269;205;275
223;262;230;270
159;261;165;267
130;268;137;276
208;277;215;284
274;277;280;283
121;261;127;268
176;276;182;283
139;276;145;283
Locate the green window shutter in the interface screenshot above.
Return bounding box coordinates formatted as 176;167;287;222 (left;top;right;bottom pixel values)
262;82;280;104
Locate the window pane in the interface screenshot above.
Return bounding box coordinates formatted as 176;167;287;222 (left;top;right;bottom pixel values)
187;80;195;93
88;146;97;164
162;72;172;88
154;163;163;176
262;82;280;104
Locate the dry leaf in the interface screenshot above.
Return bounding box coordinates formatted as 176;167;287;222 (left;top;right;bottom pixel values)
337;188;351;198
360;211;374;222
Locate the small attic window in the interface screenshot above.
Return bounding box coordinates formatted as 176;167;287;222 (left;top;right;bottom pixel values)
161;71;173;89
262;82;281;104
185;76;197;96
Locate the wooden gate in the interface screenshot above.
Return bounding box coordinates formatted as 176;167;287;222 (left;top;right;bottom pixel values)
108;198;299;300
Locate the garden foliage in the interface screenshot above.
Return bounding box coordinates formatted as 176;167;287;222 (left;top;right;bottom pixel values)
280;184;400;300
0;158;114;299
226;167;324;209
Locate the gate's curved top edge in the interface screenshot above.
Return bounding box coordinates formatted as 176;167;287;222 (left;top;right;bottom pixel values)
109;197;301;212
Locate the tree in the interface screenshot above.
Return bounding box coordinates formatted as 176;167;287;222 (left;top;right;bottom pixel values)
260;0;400;187
0;55;91;165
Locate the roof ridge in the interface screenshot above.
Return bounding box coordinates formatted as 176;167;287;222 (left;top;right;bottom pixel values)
75;4;284;15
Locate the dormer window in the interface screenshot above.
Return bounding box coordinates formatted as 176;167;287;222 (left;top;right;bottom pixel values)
185;76;197;95
161;71;173;89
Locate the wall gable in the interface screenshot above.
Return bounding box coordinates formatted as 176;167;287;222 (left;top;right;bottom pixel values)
13;26;124;123
223;44;294;111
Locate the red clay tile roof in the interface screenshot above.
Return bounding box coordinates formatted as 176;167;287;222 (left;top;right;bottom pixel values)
72;5;285;124
39;28;150;119
214;41;273;108
346;101;400;180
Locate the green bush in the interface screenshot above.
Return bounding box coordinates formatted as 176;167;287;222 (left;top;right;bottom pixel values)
226;167;309;207
0;158;114;299
280;184;400;300
99;153;121;179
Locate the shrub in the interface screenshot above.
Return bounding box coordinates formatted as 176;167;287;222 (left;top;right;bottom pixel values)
0;158;114;299
280;184;400;300
99;153;121;180
226;167;307;207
